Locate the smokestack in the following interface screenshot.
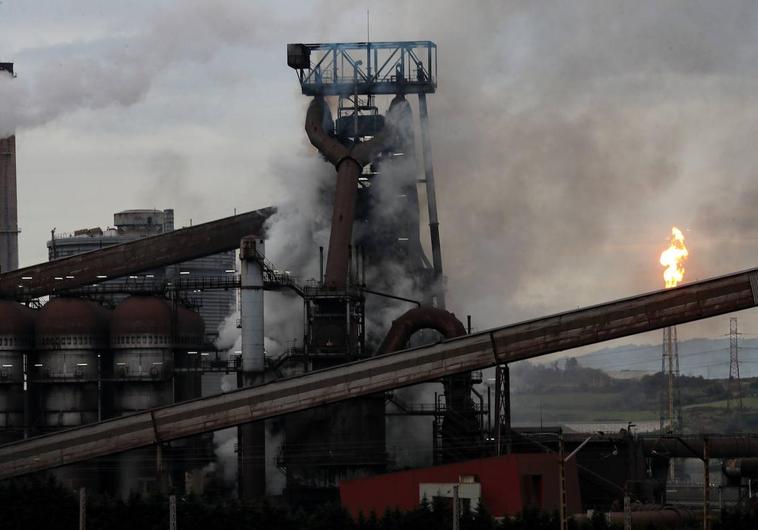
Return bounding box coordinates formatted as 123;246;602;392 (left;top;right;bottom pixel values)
237;236;265;498
0;63;18;273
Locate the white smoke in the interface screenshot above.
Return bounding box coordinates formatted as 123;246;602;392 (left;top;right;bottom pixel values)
0;0;287;137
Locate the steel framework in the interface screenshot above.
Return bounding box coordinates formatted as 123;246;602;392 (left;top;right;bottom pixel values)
0;207;275;299
288;41;437;96
1;265;758;479
728;317;744;411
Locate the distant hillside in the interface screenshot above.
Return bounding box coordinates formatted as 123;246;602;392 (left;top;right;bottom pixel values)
575;337;758;379
508;357;758;433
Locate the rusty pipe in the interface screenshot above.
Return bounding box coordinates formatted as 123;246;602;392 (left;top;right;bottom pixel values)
377;306;466;354
305;96;405;288
642;435;758;458
573;506;695;528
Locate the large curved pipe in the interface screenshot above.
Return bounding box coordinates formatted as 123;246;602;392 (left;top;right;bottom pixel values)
377;306;466;354
305;96;405;288
378;306;480;462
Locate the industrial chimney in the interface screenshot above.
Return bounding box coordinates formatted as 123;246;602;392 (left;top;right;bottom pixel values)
0;62;18;273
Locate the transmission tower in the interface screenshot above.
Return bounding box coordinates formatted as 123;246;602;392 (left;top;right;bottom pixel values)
659;326;682;434
728;317;743;411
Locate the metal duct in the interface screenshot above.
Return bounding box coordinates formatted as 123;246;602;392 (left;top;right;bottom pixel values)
378;306;480;462
642;435;758;458
573;506;695;528
377;306;465;354
304;96;401;288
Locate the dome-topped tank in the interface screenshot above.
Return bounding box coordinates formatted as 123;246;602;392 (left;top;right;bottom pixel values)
111;295;174;338
110;296;174;412
36;297;110;340
0;301;35;442
34;298;110;428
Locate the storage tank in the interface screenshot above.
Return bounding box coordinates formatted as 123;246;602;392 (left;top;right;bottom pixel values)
111;296;174;413
110;296;175;496
0;301;34;443
33;297;109;428
33;297;110;489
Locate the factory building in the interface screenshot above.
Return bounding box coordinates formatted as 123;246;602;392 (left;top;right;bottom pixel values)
47;208;236;342
339;453;582;519
3;41;754;529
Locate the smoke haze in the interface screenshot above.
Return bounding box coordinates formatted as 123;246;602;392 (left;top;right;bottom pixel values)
4;1;758;361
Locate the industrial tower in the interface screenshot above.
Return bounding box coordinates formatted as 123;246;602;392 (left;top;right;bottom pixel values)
728;317;744;411
659;326;683;434
284;41;481;496
0;63;19;274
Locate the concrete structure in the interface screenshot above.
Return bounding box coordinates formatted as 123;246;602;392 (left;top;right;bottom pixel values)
46;209;235;342
0;301;34;443
339;454;581;518
0;62;18;273
237;237;266;498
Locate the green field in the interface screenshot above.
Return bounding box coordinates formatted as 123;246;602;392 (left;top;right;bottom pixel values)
510;392;659;423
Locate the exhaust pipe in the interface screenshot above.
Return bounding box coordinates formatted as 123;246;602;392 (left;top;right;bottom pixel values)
305;96;403;288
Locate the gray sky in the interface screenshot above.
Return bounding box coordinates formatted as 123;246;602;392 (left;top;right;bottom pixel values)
3;0;758;360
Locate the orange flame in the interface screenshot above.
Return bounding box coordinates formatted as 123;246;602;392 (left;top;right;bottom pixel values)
659;226;688;288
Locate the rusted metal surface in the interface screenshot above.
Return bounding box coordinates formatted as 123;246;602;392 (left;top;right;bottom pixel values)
305;96;399;288
0;207;275;299
1;267;757;479
642;434;758;458
377;306;465;354
573;506;695;527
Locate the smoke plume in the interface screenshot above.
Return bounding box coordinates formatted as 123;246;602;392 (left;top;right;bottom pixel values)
0;0;286;137
312;1;758;339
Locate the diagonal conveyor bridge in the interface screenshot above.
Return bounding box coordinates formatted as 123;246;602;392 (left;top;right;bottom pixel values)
0;266;757;479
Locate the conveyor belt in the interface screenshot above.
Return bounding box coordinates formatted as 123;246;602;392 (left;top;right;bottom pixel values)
1;265;757;479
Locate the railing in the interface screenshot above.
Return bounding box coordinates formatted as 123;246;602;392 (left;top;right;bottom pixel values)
291;41;437;96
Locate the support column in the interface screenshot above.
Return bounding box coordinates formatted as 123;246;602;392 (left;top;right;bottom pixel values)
703;437;710;530
418;92;445;308
238;237;266;498
559;432;567;530
494;364;511;455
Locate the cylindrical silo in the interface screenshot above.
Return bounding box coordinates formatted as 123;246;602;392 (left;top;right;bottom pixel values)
110;295;175;496
111;296;174;413
33;297;109;428
0;301;34;444
33;297;110;488
172;304;210;495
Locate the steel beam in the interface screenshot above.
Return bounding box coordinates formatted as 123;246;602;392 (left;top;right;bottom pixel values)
0;207;275;299
1;266;757;479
